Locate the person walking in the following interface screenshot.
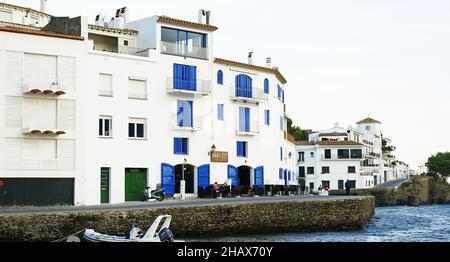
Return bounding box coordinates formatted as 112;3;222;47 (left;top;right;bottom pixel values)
324;184;329;196
318;185;324;196
345;180;352;196
213;182;219;198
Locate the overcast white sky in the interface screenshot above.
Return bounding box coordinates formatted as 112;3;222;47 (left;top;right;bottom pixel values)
8;0;450;169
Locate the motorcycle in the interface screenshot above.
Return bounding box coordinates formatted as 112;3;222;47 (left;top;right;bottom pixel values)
142;187;165;202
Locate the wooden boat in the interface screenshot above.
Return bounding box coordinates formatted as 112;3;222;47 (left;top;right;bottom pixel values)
83;215;181;242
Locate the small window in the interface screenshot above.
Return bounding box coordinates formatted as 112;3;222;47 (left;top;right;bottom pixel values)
264;79;269;94
338;149;350;159
298;152;305;162
307;167;315;175
99;73;113;97
322;166;330;174
279;168;284;180
310;152;315;158
128;77;147;100
217;104;224;121
280;147;283;161
264;110;270;126
324;149;331;159
217;70;223;85
237;141;248;158
174;138;189;155
348;166;356;174
124;40;129;46
129;118;146;139
99;116;112;137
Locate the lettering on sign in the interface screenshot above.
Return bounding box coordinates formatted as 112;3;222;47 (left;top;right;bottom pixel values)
211;151;229;163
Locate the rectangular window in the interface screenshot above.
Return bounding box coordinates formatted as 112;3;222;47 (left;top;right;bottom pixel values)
307;167;315;175
237;141;248;158
128;118;146;139
173;64;197;91
299;167;306;177
351;149;363;159
99;116;112;137
348;166;356;174
338;180;344;190
174;137;189;155
280;147;283;161
279;168;283;180
161;27;207;59
324;149;331;159
217;104;224;121
322;166;330;174
264;110;270;126
322;181;330;188
177;100;193;128
338;149;350;159
239;107;250;132
298;152;305;162
99;73;113;97
128;77;147;100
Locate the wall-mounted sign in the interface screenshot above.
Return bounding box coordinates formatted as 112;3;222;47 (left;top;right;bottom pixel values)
211;151;229;163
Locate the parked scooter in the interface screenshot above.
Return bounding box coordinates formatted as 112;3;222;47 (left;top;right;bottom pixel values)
142;187;165;202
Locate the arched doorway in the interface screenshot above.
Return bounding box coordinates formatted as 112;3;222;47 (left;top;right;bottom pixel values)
238;166;253;194
174;164;196;194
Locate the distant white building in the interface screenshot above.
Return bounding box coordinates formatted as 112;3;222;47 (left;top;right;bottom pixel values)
0;2;297;206
297;118;410;191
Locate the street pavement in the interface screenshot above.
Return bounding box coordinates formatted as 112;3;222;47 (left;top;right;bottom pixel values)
0;195;367;216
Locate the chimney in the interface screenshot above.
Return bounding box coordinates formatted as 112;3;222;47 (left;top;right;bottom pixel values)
40;0;48;13
248;52;254;65
205;11;212;25
198;9;206;24
266;57;272;68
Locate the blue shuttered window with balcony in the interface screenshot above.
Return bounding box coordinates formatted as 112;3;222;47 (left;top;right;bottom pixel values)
235;74;252;98
239;107;250;132
177;100;193;128
173;64;197;91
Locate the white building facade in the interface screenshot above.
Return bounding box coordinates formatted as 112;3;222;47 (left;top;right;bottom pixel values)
297;118;410;191
0;2;297;206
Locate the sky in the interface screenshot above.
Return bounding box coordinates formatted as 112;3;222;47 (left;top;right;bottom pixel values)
7;0;450;169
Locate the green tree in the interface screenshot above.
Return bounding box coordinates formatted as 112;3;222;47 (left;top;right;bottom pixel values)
287;117;309;141
426;152;450;182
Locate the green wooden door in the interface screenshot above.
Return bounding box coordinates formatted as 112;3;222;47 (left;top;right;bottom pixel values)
125;169;147;202
100;168;110;204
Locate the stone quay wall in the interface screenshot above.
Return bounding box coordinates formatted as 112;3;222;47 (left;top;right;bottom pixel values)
0;197;375;242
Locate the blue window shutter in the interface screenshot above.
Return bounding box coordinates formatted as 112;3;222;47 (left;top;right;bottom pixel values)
228;165;238;187
184;100;193;128
280;147;283;161
280;116;284;131
217;70;223;85
174;138;181;154
277;85;281;100
189;66;197;91
174;64;182;90
265;110;270;126
161;163;175;196
245;107;250;132
279;168;283;179
235;74;252;98
264;79;269;94
237;141;243;157
282;89;285;103
177;100;183;127
218;104;224;121
239;107;245;132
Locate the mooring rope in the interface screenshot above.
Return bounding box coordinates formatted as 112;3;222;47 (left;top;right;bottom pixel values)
52;229;86;242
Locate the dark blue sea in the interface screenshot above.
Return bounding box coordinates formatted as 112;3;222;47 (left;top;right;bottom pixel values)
188;205;450;242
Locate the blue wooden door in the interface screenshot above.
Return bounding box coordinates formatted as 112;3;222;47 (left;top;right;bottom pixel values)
228;165;238;187
254;166;264;195
198;165;210;190
284;169;288;187
161;163;175;196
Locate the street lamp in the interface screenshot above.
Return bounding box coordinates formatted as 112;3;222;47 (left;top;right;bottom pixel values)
208;144;217;156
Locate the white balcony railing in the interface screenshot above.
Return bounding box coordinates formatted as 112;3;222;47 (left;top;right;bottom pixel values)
161;41;209;60
171;114;203;131
230;86;268;103
235;121;260;136
166;78;211;95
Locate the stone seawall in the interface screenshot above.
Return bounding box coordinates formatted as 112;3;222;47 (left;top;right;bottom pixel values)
0;197;375;242
329;189;398;207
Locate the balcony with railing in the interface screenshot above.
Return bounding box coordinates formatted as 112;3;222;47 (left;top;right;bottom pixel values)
366;152;381;159
22;76;67;96
22;116;68;136
161;41;209;60
235;121;260;136
230;87;268;104
166;78;211;95
171;114;203;131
